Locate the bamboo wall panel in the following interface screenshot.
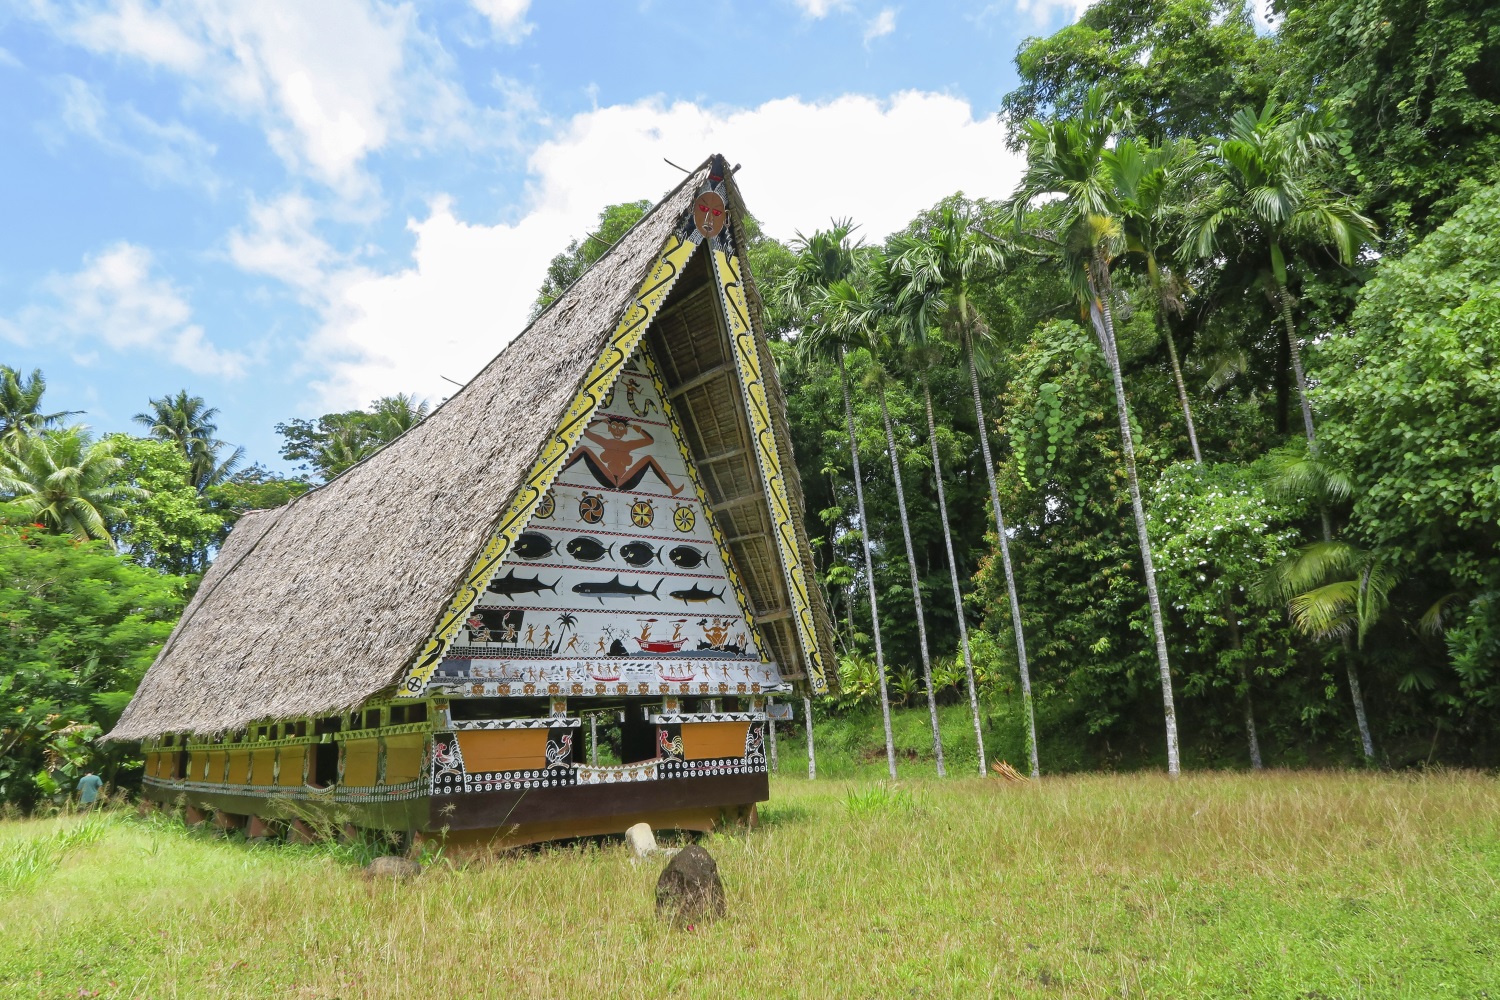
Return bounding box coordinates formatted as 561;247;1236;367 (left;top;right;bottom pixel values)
682;722;749;760
383;735;426;784
207;751;226;783
343;740;380;787
250;749;277;786
227;751;250;784
278;746;306;786
457;729;547;772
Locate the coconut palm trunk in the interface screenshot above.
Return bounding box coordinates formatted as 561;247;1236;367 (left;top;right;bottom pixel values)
1089;252;1181;776
839;348;898;778
877;381;946;776
1272;274;1376;763
1145;261;1202;465
920;373;986;776
962;332;1040;777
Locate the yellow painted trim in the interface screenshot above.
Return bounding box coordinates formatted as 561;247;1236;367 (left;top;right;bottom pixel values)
709;248;828;692
397;231;701;696
636;343;762;647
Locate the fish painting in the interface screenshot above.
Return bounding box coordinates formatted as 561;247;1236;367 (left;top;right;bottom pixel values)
513;532;555;560
668;545;711;570
619;541;661;567
571;575;663;603
486;570;559;600
565;536;613;562
669;584;725;604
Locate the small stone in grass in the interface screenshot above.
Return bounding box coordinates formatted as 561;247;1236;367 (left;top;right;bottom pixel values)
624;822;657;859
655;844;725;926
363;856;421;881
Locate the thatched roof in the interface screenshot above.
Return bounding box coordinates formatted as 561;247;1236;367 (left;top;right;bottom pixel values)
109;156;833;742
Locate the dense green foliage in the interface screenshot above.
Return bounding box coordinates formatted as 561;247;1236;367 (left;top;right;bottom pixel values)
768;0;1500;772
0;382;304;807
0;528;185;808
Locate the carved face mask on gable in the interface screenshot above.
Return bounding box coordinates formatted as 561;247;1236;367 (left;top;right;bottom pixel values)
694;191;727;239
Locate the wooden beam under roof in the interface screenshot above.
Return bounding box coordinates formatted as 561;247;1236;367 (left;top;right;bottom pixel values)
666;361;735;400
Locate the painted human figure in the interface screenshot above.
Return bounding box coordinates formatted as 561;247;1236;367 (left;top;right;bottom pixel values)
564;634;581;653
569;415;684;495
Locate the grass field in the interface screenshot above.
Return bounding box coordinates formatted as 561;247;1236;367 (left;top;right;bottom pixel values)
2;771;1497;999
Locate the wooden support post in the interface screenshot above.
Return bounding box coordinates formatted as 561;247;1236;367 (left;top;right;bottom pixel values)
288;819;319;845
768;717;779;774
589;715;599;767
246;815;275;840
213;810;245;833
804;696;816;781
184;804;207;827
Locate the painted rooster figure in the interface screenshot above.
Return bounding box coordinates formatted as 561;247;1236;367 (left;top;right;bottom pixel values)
433;740;462;774
545;733;573;768
657;729;684;759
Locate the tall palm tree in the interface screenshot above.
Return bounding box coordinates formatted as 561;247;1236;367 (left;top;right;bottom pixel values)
1186;103;1375;456
134;390;244;493
826;273;947;776
892;201;1041;777
1010;88;1182;775
1187;103;1379;761
784;222;899;779
371;393;432;439
0;430;142;545
0;367;79;453
1110;139;1203;464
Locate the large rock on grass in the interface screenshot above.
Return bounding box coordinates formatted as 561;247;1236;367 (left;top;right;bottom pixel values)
655;844;725;925
363;856;422;881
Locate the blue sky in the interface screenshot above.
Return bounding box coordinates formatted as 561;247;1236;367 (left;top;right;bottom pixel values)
0;0;1079;474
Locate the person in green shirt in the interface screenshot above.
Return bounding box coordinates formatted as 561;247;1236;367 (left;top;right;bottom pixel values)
76;771;103;809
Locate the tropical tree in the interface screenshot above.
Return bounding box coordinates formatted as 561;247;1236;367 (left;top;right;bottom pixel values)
0;430;143;545
825;272;948;776
0;366;78;452
276;394;432;481
892;200;1042;776
134;390;245;493
1185;103;1376;456
1110;138;1204;463
1010;88;1183;774
1186;102;1379;760
783;221;899;779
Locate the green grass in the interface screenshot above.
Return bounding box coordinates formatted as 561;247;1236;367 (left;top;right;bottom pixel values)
1;771;1498;998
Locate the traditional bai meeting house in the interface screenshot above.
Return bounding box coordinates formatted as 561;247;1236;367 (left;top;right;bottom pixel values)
108;154;835;849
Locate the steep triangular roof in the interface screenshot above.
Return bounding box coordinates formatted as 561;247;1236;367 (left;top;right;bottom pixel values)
110;155;833;742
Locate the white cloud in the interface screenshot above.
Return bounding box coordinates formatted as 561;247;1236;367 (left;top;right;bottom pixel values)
791;0;851;16
1;243;248;378
52;75;218;189
863;7;897;44
34;0;485;196
982;0;1096;24
284;91;1024;409
227;193;341;296
471;0;533;41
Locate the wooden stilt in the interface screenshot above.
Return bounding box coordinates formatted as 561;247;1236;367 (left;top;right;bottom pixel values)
804;696;816;781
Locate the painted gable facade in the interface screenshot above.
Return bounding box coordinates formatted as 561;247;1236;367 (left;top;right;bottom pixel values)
426;345;785;701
